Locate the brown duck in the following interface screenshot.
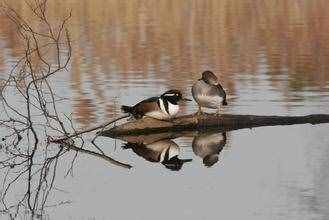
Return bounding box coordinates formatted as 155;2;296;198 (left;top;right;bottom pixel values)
121;89;191;120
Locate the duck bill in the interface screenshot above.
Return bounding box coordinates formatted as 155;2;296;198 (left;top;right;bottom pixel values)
181;158;193;163
182;97;192;102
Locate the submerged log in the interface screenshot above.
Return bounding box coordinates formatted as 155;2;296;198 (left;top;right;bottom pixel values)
99;113;329;137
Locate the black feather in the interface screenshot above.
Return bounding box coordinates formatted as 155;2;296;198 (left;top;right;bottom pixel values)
163;99;169;114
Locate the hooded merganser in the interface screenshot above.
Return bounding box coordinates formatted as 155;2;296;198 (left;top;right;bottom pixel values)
122;139;192;171
192;70;227;114
192;132;227;167
121;89;191;120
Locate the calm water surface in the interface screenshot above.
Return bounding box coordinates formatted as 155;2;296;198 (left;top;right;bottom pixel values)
1;1;329;219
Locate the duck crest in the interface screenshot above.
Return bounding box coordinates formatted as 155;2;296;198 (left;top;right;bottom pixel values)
163;95;179;105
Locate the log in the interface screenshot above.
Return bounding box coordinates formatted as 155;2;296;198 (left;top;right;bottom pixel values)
99;113;329;137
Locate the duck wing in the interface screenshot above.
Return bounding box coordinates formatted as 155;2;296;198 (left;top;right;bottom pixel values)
133;96;160;116
205;83;227;104
215;83;227;105
215;83;226;97
138;96;159;104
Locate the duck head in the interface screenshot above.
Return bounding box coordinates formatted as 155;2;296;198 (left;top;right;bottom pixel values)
161;89;191;104
201;70;218;85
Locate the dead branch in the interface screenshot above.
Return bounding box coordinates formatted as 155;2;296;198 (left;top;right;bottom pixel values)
100;113;329;137
0;1;129;218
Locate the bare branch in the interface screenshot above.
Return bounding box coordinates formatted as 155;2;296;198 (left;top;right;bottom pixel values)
0;1;129;218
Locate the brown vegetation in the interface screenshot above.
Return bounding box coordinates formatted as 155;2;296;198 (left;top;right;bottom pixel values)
0;0;329;126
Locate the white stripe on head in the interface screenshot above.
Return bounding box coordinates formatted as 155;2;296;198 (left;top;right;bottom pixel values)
164;93;176;97
159;98;169;115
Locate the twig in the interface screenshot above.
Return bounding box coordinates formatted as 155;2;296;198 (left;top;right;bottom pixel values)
53;114;130;141
56;140;132;169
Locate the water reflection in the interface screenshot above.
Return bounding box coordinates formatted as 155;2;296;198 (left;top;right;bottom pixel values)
192;132;227;167
123;139;192;171
116;130;229;170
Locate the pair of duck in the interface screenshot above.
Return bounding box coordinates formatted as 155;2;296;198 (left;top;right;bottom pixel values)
121;70;227;120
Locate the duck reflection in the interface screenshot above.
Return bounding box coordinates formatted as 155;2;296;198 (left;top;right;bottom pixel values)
192;132;227;167
123;139;192;171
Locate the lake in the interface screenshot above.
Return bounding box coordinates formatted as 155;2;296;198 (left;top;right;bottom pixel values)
0;0;329;219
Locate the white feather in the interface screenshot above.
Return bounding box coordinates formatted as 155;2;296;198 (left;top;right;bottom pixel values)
196;94;223;109
147;98;179;119
145;111;169;120
159;145;180;162
168;102;179;116
158;98;167;114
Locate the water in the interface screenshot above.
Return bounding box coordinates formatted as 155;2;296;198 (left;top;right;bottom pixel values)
1;0;329;219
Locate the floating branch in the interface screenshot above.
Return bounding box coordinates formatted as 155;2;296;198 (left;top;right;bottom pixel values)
100;113;329;137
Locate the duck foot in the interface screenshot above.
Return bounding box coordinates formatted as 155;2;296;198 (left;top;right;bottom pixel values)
215;109;222;116
195;106;204;116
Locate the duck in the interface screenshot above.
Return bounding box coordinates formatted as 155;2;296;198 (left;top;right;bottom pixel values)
192;132;227;167
121;89;191;120
191;70;227;114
